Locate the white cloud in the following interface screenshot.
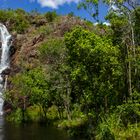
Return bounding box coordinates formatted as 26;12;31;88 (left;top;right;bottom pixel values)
103;22;111;26
93;22;99;26
93;22;111;26
31;0;80;9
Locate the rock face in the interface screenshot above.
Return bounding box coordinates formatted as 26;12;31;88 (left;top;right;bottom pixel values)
1;68;11;75
9;16;88;72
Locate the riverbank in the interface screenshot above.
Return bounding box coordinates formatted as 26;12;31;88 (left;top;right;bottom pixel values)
5;104;140;140
5;105;89;139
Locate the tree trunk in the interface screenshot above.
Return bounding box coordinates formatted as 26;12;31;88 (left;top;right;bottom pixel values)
126;44;132;97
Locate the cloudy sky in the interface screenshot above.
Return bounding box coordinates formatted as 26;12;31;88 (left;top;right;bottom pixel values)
0;0;108;22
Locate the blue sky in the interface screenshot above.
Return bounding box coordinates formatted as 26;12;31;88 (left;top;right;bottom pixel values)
0;0;108;22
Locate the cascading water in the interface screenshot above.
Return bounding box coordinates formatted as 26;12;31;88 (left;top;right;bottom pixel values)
0;23;11;115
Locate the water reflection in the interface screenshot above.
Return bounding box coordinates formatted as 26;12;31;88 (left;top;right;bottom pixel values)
0;117;70;140
0;116;4;140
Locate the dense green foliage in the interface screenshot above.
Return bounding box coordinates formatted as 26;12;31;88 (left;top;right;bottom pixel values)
0;9;59;33
0;9;30;33
2;3;140;139
44;11;58;22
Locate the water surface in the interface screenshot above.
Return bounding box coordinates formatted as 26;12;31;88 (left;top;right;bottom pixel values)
0;117;71;140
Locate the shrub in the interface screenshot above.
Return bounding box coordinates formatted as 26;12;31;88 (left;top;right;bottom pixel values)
96;102;140;140
7;108;30;123
37;25;53;35
44;11;58;22
38;38;65;63
116;102;140;127
0;9;30;33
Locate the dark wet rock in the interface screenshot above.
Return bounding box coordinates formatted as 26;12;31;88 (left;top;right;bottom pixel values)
3;101;13;114
2;68;11;75
9;45;16;56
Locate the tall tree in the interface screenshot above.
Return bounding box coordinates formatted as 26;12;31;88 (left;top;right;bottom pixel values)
79;0;140;98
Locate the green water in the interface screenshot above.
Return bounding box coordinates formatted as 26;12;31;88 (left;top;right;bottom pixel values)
0;117;71;140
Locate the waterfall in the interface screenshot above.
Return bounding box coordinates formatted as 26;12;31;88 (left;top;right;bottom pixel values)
0;24;11;115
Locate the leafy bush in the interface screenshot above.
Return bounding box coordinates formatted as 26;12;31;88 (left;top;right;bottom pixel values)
37;25;53;35
116;102;140;127
68;12;74;17
7;108;30;123
13;15;29;33
44;11;58;22
0;9;30;33
39;38;65;63
96;102;140;140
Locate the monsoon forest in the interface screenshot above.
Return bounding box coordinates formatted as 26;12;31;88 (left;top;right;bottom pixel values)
0;0;140;140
